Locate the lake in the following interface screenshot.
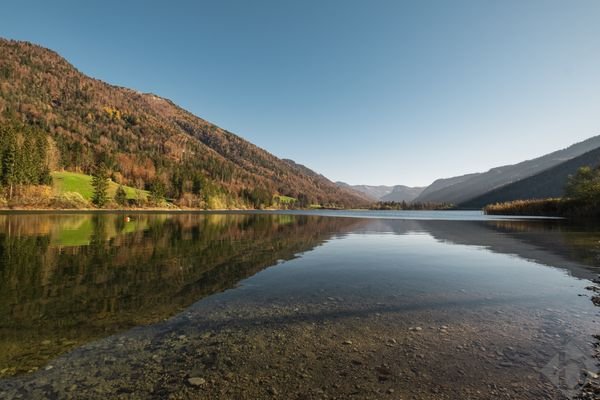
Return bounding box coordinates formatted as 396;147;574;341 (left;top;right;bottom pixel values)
0;211;598;399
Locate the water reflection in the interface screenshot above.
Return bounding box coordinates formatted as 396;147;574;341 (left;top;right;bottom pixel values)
0;212;598;397
0;213;357;376
368;219;600;278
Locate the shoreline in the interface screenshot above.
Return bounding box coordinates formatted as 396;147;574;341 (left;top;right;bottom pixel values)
0;207;351;214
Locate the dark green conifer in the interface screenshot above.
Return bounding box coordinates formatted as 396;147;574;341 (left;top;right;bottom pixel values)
91;164;109;207
115;184;127;206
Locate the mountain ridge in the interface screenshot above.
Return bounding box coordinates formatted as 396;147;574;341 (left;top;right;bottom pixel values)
414;135;600;205
0;38;368;208
460;145;600;208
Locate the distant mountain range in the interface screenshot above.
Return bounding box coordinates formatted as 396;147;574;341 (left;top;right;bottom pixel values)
336;183;425;202
341;135;600;208
380;185;425;202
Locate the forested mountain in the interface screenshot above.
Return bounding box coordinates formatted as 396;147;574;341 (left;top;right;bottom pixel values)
461;146;600;208
414;135;600;205
0;38;367;208
336;183;424;202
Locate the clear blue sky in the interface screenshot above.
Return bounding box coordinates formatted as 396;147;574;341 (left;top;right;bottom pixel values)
2;1;599;186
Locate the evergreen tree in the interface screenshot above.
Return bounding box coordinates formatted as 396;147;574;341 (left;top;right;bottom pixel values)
170;171;184;199
91;164;109;207
115;185;127;206
149;179;165;205
192;173;204;195
34;133;49;184
21;135;36;184
297;193;309;208
39;167;52;186
2;130;17;198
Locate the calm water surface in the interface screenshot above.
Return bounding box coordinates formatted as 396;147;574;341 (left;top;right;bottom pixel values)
0;211;598;399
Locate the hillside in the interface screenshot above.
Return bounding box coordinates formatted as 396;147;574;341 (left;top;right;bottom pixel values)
380;185;425;202
0;38;367;209
461;146;600;208
414;136;600;205
416;173;479;200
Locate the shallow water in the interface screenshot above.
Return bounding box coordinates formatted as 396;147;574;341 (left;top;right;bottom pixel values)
0;212;598;399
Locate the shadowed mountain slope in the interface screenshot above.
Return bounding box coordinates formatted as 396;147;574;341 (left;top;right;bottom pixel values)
414;136;600;205
461;145;600;208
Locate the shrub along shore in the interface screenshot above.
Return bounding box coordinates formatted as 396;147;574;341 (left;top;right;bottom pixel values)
485;166;600;219
484;198;600;218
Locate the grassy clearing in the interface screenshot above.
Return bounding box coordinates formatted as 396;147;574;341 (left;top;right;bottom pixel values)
273;195;297;204
56;218;94;247
51;171;148;201
53;215;149;247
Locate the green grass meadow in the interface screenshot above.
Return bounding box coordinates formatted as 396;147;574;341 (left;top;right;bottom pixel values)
51;171;148;201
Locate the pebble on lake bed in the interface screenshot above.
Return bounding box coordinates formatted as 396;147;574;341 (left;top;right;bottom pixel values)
187;377;206;387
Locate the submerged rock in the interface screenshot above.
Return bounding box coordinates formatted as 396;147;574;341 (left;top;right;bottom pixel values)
187;377;206;387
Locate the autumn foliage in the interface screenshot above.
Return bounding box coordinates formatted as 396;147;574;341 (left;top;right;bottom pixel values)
0;38;368;209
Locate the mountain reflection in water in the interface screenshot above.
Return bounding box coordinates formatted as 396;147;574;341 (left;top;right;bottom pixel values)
0;212;598;400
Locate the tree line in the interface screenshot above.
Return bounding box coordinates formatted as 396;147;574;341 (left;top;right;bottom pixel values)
0;124;51;198
0;120;316;210
370;201;452;210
